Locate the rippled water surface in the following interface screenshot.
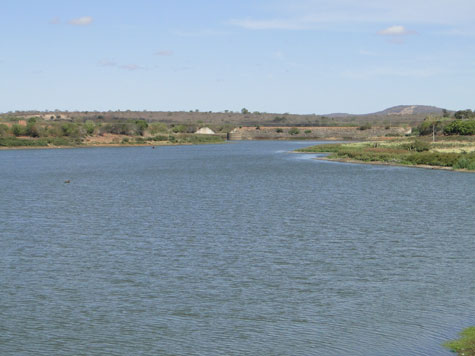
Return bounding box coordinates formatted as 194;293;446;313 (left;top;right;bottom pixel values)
1;141;474;355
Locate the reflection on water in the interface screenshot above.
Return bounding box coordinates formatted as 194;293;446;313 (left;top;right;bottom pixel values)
0;141;474;355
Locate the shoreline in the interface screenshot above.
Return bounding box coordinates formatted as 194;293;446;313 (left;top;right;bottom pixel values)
0;141;227;151
295;151;473;173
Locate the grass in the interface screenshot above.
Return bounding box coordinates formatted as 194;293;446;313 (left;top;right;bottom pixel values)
0;137;80;147
444;327;475;355
0;133;225;148
296;138;475;171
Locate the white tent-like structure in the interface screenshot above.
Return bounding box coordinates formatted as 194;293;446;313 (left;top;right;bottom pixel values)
195;127;215;135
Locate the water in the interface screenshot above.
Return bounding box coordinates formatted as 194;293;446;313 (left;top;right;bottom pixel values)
0;141;474;355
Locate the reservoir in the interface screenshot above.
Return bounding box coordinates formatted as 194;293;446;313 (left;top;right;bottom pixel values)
1;141;474;355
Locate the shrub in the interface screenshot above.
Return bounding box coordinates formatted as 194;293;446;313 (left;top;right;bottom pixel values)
149;122;168;134
61;123;80;137
84;120;95;135
0;124;9;137
358;123;372;130
151;135;168;141
172;124;186;133
304;130;312;134
453;156;475;170
101;123;134;135
402;140;431;152
444;120;475;135
135;120;148;136
275;128;283;133
288;127;300;135
11;124;26;136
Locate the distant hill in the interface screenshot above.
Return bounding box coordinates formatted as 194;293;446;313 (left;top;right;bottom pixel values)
373;105;446;116
325;105;448;118
0;105;453;128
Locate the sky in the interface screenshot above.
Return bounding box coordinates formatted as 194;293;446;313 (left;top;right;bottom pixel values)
1;0;475;114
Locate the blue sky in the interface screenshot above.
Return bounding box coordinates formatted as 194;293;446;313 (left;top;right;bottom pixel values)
1;0;475;114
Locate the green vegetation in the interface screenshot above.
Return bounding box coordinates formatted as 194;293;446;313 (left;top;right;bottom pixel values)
416;117;475;137
444;327;475;356
0;137;80;147
288;127;300;135
297;139;475;171
0;116;225;148
444;120;475;135
454;109;475;120
358;123;372;130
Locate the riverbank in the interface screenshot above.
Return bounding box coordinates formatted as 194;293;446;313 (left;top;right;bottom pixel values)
0;133;226;150
445;327;475;355
296;138;475;171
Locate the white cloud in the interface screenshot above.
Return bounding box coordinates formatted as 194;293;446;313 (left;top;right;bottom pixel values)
155;50;173;56
98;60;144;71
69;16;94;26
228;0;475;32
359;49;378;56
341;66;442;79
119;64;144;71
98;60;117;67
172;29;230;37
49;17;61;25
378;25;411;36
228;18;311;30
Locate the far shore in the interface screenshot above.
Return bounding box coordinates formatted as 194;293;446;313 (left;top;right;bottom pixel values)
295;139;475;172
309;153;466;172
0;140;228;151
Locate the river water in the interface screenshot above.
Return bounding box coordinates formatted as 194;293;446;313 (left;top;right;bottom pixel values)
1;141;474;355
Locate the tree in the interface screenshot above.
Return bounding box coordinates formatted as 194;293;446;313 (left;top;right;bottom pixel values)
0;124;9;137
454;109;473;120
11;124;25;137
135;120;148;136
241;108;249;115
84;120;95;135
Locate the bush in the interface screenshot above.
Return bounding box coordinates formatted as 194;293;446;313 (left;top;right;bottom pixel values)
172;124;186;133
444;120;475;135
0;124;9;137
275;128;283;133
135;120;148;136
402;140;431;152
101;123;134;135
453;156;475;170
149;122;168;134
61;123;80;137
288;127;300;135
151;135;168;141
11;124;26;136
84;120;95;135
304;130;312;134
358;123;372;130
417;118;451;136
